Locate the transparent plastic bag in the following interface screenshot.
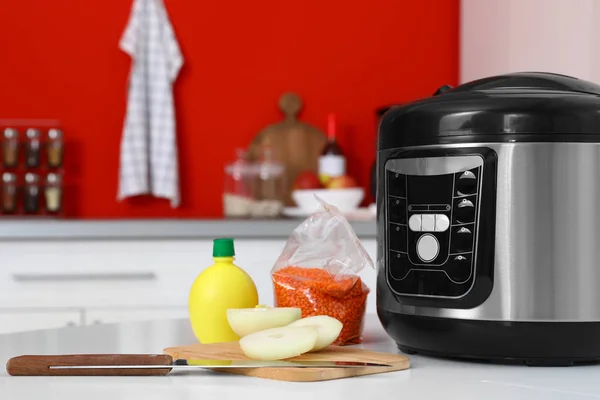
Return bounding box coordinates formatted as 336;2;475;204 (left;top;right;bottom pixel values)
271;196;374;345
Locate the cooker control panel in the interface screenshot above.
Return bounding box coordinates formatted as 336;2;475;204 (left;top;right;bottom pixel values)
384;155;484;299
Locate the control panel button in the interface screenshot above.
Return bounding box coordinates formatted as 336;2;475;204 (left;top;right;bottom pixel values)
445;254;472;283
416;234;439;262
408;214;451;232
458;198;474;207
389;224;407;253
421;214;435;232
456;169;478;196
452;225;474;252
434;214;450;232
388;197;406;224
409;215;422;232
387;171;406;197
455;197;476;224
389;251;411;280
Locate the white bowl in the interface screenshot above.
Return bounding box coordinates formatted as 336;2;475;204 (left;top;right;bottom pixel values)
292;188;365;213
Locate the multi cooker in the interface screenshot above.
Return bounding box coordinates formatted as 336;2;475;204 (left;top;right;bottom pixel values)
376;72;600;365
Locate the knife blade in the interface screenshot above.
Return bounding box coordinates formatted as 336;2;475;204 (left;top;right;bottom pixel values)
6;354;392;376
52;359;391;369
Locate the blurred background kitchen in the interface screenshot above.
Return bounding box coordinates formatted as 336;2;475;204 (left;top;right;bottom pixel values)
0;0;596;334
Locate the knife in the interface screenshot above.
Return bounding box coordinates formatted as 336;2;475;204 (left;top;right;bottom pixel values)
6;354;392;376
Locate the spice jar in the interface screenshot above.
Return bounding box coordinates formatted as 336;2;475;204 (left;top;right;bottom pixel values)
25;128;41;168
24;173;40;214
1;172;18;214
47;128;63;168
250;144;285;218
45;173;62;214
223;148;255;218
2;128;19;168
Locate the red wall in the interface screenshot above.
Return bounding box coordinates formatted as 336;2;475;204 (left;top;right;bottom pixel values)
0;0;458;219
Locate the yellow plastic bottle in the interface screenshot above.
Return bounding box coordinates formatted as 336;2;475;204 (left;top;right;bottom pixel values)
188;238;259;343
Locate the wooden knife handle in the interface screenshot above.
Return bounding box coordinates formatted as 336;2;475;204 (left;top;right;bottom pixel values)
6;354;173;376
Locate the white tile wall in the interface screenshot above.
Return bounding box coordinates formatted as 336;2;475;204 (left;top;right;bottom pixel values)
461;0;600;84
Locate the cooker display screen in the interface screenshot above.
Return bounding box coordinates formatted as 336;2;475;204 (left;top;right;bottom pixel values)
406;175;453;205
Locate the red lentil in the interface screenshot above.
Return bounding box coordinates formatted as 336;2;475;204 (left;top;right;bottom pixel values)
272;266;369;345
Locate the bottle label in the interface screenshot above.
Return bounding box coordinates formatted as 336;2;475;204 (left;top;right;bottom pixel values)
319;155;346;178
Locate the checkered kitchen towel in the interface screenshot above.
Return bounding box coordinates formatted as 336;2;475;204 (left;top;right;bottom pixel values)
117;0;183;207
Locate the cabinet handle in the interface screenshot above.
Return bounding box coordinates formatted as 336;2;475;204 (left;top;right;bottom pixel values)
66;321;75;327
11;272;157;282
93;320;101;325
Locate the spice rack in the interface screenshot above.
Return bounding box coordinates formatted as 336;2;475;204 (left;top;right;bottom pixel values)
0;120;64;218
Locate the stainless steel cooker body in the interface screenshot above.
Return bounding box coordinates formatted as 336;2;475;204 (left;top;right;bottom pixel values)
376;142;600;323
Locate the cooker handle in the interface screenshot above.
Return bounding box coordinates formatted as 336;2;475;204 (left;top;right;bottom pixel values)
434;72;600;96
434;84;453;95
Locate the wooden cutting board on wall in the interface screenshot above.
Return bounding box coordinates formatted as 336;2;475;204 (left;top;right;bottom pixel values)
248;92;327;206
164;341;410;382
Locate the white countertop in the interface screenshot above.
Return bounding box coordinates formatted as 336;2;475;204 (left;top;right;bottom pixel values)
0;219;376;241
1;314;599;399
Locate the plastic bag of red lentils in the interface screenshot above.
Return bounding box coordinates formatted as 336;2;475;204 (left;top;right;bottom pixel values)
271;196;374;345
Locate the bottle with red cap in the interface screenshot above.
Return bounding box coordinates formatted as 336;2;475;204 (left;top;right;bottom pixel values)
318;113;346;186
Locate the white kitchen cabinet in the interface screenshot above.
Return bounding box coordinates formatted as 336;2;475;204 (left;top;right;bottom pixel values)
84;308;189;326
0;310;82;334
0;239;292;311
0;236;378;334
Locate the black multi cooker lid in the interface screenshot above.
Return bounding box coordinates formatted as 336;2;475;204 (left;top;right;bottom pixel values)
378;72;600;149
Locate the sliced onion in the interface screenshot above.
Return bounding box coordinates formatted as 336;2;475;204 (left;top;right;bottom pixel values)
239;326;318;360
287;315;343;351
227;306;302;338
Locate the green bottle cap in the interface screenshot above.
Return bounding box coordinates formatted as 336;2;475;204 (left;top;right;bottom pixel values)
213;238;235;257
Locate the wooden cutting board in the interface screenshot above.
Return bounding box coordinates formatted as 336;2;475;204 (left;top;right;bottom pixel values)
163;341;409;382
247;92;327;206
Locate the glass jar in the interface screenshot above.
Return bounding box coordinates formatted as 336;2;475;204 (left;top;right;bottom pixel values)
24;173;40;214
45;172;62;214
2;128;19;168
250;145;285;218
25;128;41;168
223;148;255;218
47;128;63;168
2;172;18;214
